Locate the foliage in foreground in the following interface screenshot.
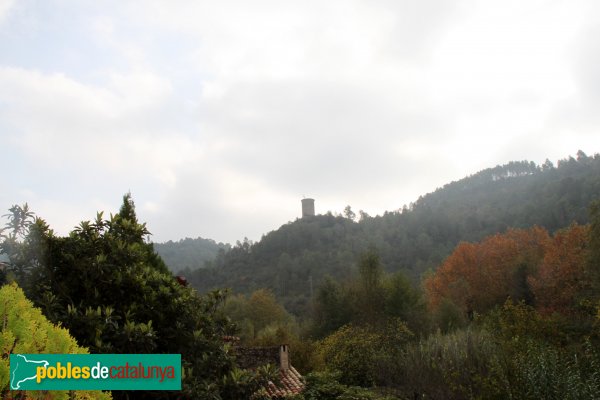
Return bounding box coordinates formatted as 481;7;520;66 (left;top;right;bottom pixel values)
393;301;600;400
0;196;272;400
0;283;112;400
397;328;499;399
315;321;412;388
292;371;398;400
308;281;600;399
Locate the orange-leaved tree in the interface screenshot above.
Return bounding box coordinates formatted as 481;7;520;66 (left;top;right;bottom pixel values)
528;223;590;315
424;227;550;318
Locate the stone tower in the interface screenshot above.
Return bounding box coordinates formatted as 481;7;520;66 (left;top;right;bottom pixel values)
301;198;315;218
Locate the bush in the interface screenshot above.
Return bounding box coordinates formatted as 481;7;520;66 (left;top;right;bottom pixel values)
315;320;412;388
397;327;501;399
492;339;600;400
294;371;399;400
0;283;112;400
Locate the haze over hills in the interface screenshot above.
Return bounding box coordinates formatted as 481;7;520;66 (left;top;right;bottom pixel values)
154;237;230;273
161;151;600;314
2;152;600;398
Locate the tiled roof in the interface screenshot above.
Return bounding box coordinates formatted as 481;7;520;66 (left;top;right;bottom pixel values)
227;342;305;398
265;366;304;398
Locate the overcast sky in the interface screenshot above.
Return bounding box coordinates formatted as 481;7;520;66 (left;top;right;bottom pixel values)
1;0;599;244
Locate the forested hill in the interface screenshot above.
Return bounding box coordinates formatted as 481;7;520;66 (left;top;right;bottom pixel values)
186;151;600;314
154;237;230;273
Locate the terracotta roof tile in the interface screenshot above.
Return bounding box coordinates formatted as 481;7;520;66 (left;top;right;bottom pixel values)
265;366;304;398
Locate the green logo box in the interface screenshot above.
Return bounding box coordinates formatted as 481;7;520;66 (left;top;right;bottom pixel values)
10;354;181;391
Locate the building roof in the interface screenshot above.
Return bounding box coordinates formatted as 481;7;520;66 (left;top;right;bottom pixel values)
231;343;305;398
265;366;304;398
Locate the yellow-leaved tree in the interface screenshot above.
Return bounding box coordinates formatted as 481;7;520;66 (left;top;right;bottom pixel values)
0;283;112;400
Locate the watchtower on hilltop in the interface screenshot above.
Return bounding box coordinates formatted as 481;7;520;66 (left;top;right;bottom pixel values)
301;198;315;218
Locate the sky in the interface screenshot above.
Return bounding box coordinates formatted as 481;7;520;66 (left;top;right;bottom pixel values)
1;0;599;244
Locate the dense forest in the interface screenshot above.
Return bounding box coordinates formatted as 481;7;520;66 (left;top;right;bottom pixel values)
154;237;230;273
215;215;600;399
1;152;600;399
185;151;600;314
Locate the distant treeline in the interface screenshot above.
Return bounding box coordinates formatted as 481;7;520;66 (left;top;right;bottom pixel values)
185;151;600;314
154;237;230;273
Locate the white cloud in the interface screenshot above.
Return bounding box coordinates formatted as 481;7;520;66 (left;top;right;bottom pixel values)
0;67;180;173
0;0;14;23
1;0;600;242
0;65;201;238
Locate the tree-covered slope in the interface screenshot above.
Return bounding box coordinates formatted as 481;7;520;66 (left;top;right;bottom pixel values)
188;151;600;314
154;237;230;273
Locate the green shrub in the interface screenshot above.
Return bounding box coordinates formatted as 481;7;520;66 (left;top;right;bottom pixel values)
315;320;412;388
490;339;600;400
397;323;600;400
293;371;399;400
397;328;501;399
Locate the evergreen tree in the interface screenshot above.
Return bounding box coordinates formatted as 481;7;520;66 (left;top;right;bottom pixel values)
0;196;272;399
0;283;112;400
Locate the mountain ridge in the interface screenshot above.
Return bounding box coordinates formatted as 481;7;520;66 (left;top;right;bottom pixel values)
180;151;600;314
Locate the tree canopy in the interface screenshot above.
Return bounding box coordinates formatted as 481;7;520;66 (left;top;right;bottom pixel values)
0;194;272;400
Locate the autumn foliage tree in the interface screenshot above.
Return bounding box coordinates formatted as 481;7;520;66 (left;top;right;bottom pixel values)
587;201;600;302
528;224;590;315
424;227;550;318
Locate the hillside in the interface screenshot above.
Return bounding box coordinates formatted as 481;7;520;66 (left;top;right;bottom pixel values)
153;237;231;273
186;151;600;314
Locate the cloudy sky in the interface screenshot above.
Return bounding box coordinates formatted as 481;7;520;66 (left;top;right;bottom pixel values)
1;0;599;244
